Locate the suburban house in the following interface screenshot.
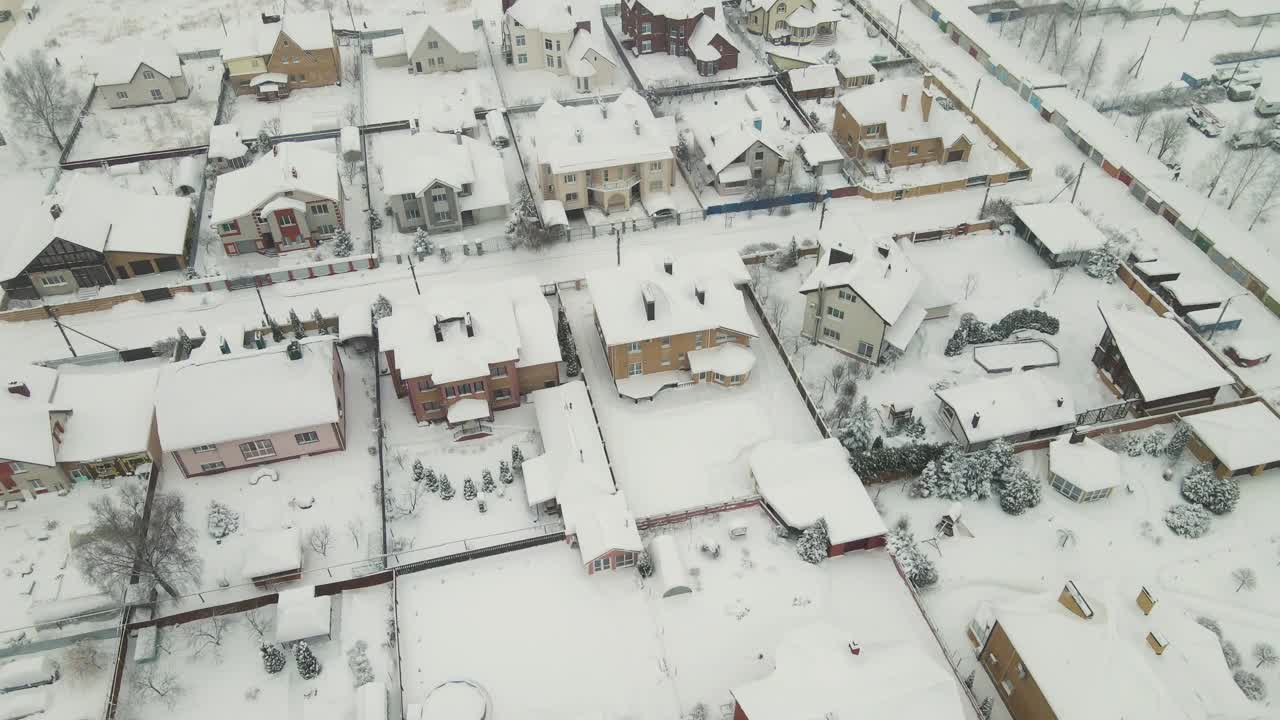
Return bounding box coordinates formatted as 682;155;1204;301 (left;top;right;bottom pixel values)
50;366;161;484
799;237;952;364
501;0;616;92
971;581;1259;720
785;63;838;99
935;373;1077;451
749;439;887;556
379;131;510;234
156;336;347;478
94;43;189;109
1048;434;1123;503
837;57;877;88
524;381;642;574
222;12;340;98
833;74;973;169
377;276;561;435
530;90;678;217
741;0;840;45
689;86;790;195
0;174;193;300
730;624;966;720
211;143;343;256
585;250;756;397
0;365;67;501
1185;401;1280;478
1012;203;1108;267
1092;306;1233;415
372;12;479;73
620;0;739;76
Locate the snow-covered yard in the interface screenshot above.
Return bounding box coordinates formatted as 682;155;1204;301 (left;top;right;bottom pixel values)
361;50;502;126
0;636;119;720
224;78;362;139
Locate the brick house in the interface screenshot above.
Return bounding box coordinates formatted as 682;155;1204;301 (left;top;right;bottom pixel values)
833;74;973;169
222;11;341;98
377;276;562;438
620;0;739;76
211;143;343;257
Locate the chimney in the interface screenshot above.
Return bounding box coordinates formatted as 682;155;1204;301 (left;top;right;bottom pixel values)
575;128;583;143
1058;581;1095;620
875;240;890;259
433;322;444;342
465;312;474;338
456;132;462;145
663;258;673;275
827;246;853;265
920;89;933;122
49;203;62;220
848;641;861;656
7;381;30;397
900;92;908;112
633;119;640;135
291;167;298;179
704;5;715;19
286;340;303;361
642;287;656;321
971;412;980;429
694;282;706;305
1146;631;1169;656
1068;427;1086;444
272;145;279;157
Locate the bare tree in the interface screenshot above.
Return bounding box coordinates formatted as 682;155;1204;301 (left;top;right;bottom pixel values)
1131;97;1158;141
392;481;431;519
1226;146;1271;210
132;667;184;708
75;484;202;599
346;518;364;549
1;51;79;151
245;609;271;640
1247;163;1280;230
1199;143;1237;199
185;616;232;658
962;273;980;299
61;639;104;680
1232;567;1257;592
1149;113;1187;161
1254;643;1278;668
1056;26;1086;75
307;524;334;557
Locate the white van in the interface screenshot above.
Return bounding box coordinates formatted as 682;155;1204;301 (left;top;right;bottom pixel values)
1214;64;1262;87
1228;83;1256;102
1257;94;1280;118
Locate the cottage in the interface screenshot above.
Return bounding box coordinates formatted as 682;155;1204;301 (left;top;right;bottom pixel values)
1092;306;1232;415
936;373;1076;451
620;0;739;76
1048;435;1123;502
208;125;251;173
373;12;479;73
586;250;756;397
502;0;615;92
0;174;193;300
222;12;340;98
1012;203;1108;268
377;277;561;433
741;0;839;45
1185;401;1280;478
529;90;677;216
94;43;189;109
379;131;509;234
786;63;838;99
211;143;342;256
0;365;67;501
687;87;792;195
749;438;887;555
833;74;973;169
156;336;347;478
51;366;160;484
730;624;966;720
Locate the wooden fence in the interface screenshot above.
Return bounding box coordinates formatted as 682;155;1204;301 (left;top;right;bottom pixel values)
636;496;762;530
0;286;194;323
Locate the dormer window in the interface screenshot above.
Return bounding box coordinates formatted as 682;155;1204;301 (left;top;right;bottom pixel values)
777;2;786;11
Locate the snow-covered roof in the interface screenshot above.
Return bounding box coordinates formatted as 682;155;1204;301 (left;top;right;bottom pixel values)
506;0;591;33
223;12;334;59
378;276;559;383
0;363;59;466
242;528;302;580
784;4;840;27
1184;401;1280;472
420;682;485;720
687;89;791;176
249;72;288;87
340;126;360;155
209;126;247;164
28;592;117;627
883;302;927;350
837;76;974;148
573;491;643;563
0;656;56;692
260;196;306;214
687;14;731;62
531;90;677;174
371;33;404;59
280;12;336;50
936;373;1076;445
800;237;920;325
750;439;886;545
924;0;1065;89
731;624;966;720
338;303;373;342
94;41;182;86
984;582;1260;720
624;0;715;20
687;342;756;376
379;132;509;212
52;366;158;464
798;132;843;166
156;336;340;450
647;534;692;597
1161;277;1227;307
413;93;479;135
566;29;613;78
211;142;338;223
1098;306;1232;402
789;63;838;92
1048;437;1123;492
404;11;477;56
446;397;490;424
357;682;388;720
0;689;48;720
586;249;754;347
1014;202;1108;255
541;199;569;227
837;57;877;79
274;586;333;644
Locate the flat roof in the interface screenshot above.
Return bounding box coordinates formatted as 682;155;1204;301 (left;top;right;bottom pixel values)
1014;203;1108;255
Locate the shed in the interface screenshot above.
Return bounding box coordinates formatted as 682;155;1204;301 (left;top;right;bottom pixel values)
0;656;57;693
1158;277;1226;316
540;200;568;228
1012;203;1107;267
1048;436;1123;502
357;681;387;720
485;109;510;148
1184;401;1280;477
338;303;374;347
274;587;333;645
786;64;838;99
175;155;201;196
798;133;843;175
648;534;693;598
242;527;303;587
340;126;361;160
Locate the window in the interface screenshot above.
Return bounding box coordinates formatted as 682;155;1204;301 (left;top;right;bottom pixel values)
150;88;163;100
640;21;652;33
315;224;336;235
9;461;26;474
857;341;874;357
427;40;439;49
491;365;508;378
564;192;578;202
694;334;703;349
714;372;725;383
295;431;320;445
277;213;296;226
822;327;841;341
433;210;452;223
495;388;512;401
200;461;226;472
516;34;526;46
309;203;331;215
592;556;611;572
28;477;45;491
754;150;765;161
826;306;845;320
289;73;304;82
142;70;155;79
417;378;434;391
752;167;763;179
628;362;643;376
546;53;555;66
545;38;553;50
445;386;456;398
116;91;128;99
640;39;652;53
431;188;448;204
628;342;641;353
239;439;276;460
475;381;485;391
422;401;440;412
562;173;577;183
1015;663;1027;680
1001;679;1015;695
459;183;472;197
405;202;422;220
517;53;528;63
865;125;880;137
192;444;217;454
648;180;663;192
837;289;855;302
460;383;472;394
649;162;662;172
219;221;239;234
908;144;920;156
660;336;671;347
777;2;786;10
39;275;67;287
715;332;730;343
616;552;636;568
555;40;562;50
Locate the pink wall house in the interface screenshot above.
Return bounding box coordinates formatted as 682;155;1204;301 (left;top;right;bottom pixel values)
156;337;346;478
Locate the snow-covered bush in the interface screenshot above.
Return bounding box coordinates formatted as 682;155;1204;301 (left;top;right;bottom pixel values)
887;528;938;588
911;444;998;501
477;498;488;513
998;467;1042;515
1196;616;1223;637
1125;434;1145;457
1181;463;1240;515
1234;670;1266;701
462;476;477;501
849;442;951;480
438;474;455;501
944;313;994;356
768;239;799;271
498;460;513;485
207;501;240;540
412;227;433;257
411;460;426;483
511;445;525;470
1223;640;1243;668
295;641;322;679
1143;430;1167;456
834;397;875;454
1164;503;1212;538
371;295;392;326
332;228;354;258
1083;239;1123;280
978;697;993;720
1165;422;1191;459
636;551;654;578
990;309;1060;338
346;641;374;687
796;520;829;564
480;469;495;494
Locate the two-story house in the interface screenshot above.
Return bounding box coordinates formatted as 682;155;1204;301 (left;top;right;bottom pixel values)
373;11;479;73
833;74;973;169
586;250;757;396
502;0;616;92
377;276;562;438
211;143;343;256
223;12;341;98
380;131;510;233
94;43;189;109
0;365;68;502
0;175;193;300
690;86;790;194
531;90;678;217
620;0;740;76
742;0;839;45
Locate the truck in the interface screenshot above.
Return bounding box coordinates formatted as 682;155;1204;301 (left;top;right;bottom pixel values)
1228;129;1270;150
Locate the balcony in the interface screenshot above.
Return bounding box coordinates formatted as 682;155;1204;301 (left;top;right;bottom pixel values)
587;175;640;192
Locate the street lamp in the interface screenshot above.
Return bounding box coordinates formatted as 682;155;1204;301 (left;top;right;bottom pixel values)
1207;291;1251;342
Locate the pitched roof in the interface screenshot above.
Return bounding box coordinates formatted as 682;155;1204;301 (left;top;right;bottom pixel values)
623;0;715;21
1184;401;1280;471
531;90;676;174
94;42;182;86
379;132;510;212
687;14;733;61
0;363;60;466
1097;306;1232;401
210;142;338;223
566;28;614;78
936;373;1076;445
52;366;159;464
506;0;591;33
687;88;790;175
1013;202;1108;255
788;63;838;92
799;237;920;325
837;76;974;147
749;439;886;544
404;11;477;55
279;12;335;50
222;12;333;59
1048;437;1124;492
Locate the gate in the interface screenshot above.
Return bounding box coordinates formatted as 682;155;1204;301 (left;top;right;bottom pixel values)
139;287;173;302
1075;399;1136;426
227;276;258;290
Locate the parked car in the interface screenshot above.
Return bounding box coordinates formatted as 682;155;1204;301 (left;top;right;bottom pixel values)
1228;129;1270;150
1257;94;1280;118
0;10;12;21
1228;83;1256;102
1189;103;1224;127
1188;114;1222;137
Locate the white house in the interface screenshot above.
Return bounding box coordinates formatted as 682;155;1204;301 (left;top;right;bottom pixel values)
503;0;616;91
373;11;479;73
211;143;343;256
208;125;250;173
94;42;189;109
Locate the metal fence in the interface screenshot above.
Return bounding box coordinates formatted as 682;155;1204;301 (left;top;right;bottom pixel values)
1075;400;1136;426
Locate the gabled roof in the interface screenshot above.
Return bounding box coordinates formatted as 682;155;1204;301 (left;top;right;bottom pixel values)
531;89;676;174
52;366;159;464
837;76;973;147
1184;401;1280;472
380;132;510;213
506;0;590;33
222;12;333;59
94;42;182;86
799;237;920;325
1013;202;1108;255
404;11;477;56
1048;436;1124;492
935;373;1076;445
279;12;335;50
689;88;789;175
687;14;733;62
210;142;338;223
566;28;614;78
1097;306;1232;401
623;0;715;21
0;363;60;466
749;439;886;544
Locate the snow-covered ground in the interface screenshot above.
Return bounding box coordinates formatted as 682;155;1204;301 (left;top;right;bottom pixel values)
361;60;502;126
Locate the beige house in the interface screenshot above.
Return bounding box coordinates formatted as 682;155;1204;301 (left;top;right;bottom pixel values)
743;0;839;44
502;0;616;92
373;12;479;73
379;131;510;234
1;365;69;502
586;250;757;397
688;86;791;195
223;12;340;98
211;143;343;256
833;74;973;169
95;43;189;109
531;90;678;217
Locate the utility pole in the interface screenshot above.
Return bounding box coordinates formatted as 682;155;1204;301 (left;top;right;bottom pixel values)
1079;38;1104;99
818;197;829;230
1155;0;1166;25
614;226;624;266
971;77;982;109
408;259;421;295
254;286;270;326
979;179;993;217
1017;11;1030;48
45;305;76;358
218;9;227;36
893;3;903;47
1070;159;1086;203
1181;0;1202;41
1231;16;1271;86
1132;35;1151;78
